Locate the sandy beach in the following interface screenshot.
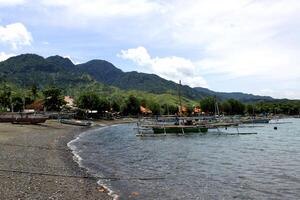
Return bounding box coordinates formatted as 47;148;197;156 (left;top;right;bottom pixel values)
0;120;114;200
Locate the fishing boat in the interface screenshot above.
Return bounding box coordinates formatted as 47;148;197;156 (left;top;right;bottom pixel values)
59;119;92;126
242;118;270;124
0;112;48;124
148;124;208;134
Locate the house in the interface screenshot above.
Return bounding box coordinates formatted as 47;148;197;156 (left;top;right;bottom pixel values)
140;106;152;115
64;96;75;108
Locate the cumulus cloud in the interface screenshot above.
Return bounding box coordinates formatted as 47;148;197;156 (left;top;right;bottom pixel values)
0;23;33;49
166;0;300;80
0;52;15;61
0;0;25;7
119;46;208;88
40;0;162;20
1;0;299;98
257;89;300;100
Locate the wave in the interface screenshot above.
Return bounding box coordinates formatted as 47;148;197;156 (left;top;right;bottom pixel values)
67;126;120;200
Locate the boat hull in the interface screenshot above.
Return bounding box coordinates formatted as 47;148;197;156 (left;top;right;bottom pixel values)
152;127;208;134
242;119;270;124
0;113;48;124
60;119;92;126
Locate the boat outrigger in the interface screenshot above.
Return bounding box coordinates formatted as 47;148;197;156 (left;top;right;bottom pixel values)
146;125;208;134
0;112;48;124
136;81;257;137
59;119;92;126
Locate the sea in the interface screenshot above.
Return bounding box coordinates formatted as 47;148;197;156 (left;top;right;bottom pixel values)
68;118;300;200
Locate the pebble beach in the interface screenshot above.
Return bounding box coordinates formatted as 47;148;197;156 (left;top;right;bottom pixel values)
0;120;112;200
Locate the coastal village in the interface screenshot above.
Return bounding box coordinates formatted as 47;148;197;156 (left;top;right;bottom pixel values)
1;0;300;199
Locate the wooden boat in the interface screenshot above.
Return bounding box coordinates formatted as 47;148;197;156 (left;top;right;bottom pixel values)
153;126;208;134
59;119;92;126
0;112;48;124
143;125;208;134
242;118;270;124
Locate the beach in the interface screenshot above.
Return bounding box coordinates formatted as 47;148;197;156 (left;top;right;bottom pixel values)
0;120;113;200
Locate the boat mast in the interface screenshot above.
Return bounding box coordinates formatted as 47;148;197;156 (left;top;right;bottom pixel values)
178;80;183;116
214;96;220;121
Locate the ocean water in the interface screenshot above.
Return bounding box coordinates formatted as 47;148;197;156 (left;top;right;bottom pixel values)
68;118;300;200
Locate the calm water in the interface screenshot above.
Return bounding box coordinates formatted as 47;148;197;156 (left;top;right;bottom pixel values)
68;118;300;200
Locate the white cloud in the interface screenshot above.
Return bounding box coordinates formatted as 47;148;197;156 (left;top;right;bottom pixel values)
1;0;299;98
257;89;300;100
40;0;163;22
164;0;300;81
0;23;33;49
119;46;208;88
0;0;25;7
63;55;82;65
0;52;15;61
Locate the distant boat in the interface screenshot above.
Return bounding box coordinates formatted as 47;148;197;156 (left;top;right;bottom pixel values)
242;118;270;124
0;112;48;124
59;119;92;126
147;124;208;134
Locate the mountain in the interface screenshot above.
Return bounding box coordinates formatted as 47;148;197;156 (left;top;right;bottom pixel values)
0;54;92;87
0;53;274;102
78;61;206;99
77;60;123;84
46;55;75;70
194;87;273;102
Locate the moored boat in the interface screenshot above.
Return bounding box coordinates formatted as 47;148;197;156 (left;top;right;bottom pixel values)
242;118;270;124
152;125;208;134
0;112;48;124
59;119;92;126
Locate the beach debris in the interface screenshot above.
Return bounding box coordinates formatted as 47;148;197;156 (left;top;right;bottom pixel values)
130;191;140;197
97;186;108;193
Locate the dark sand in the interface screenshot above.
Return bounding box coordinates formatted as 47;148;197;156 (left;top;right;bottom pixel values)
0;120;114;200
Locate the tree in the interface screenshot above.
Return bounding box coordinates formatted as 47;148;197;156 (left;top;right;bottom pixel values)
77;92;100;110
11;96;23;112
0;84;11;111
43;86;65;111
31;84;39;100
221;101;232;114
111;101;120;112
122;95;140;116
225;99;245;115
200;96;216;114
246;104;255;115
148;101;161;115
97;98;110;113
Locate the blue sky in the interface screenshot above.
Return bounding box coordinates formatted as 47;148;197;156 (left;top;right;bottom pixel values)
0;0;299;99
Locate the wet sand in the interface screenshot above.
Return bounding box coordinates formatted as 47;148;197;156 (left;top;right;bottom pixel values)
0;120;114;200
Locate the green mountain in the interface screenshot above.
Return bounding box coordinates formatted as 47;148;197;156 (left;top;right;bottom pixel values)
0;53;274;102
0;54;92;87
194;87;273;102
78;60;205;99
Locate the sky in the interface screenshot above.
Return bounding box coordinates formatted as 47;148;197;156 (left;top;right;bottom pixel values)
0;0;299;99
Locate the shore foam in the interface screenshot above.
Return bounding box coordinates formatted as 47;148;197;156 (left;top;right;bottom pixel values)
67;125;120;200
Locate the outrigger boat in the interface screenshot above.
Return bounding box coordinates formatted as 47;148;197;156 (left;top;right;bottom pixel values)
241;118;270;124
136;81;257;137
0;112;48;124
144;124;208;134
59;119;92;126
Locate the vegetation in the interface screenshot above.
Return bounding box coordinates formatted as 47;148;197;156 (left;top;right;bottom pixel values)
0;80;299;117
0;54;299;116
0;53;274;102
43;86;65;111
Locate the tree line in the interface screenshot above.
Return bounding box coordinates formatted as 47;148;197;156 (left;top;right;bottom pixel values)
1;84;299;116
199;96;300;115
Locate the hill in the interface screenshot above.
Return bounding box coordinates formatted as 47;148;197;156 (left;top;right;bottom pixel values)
0;53;274;102
194;87;273;102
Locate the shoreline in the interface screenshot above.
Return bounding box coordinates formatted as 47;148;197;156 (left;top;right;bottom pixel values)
0;120;115;199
